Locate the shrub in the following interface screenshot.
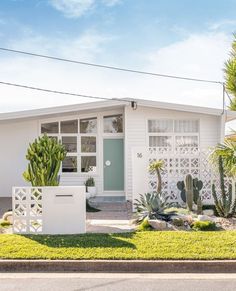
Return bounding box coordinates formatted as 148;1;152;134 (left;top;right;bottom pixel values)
172;218;184;227
0;220;11;228
191;220;217;231
138;218;152;231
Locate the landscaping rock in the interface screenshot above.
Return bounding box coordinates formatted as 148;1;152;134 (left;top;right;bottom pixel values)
2;211;13;224
197;215;214;222
202;209;214;216
148;219;167;230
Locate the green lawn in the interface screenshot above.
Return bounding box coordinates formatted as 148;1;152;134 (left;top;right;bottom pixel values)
1;231;236;260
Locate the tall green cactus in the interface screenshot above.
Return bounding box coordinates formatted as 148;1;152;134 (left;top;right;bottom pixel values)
185;174;193;211
212;156;236;218
23;135;67;186
177;175;203;211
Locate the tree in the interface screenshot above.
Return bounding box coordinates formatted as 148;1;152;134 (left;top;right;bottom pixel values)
224;34;236;110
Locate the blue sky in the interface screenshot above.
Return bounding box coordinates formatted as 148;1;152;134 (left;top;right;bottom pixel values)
0;0;236;112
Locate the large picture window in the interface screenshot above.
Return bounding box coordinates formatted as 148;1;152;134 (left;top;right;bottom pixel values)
148;119;199;151
41;117;97;173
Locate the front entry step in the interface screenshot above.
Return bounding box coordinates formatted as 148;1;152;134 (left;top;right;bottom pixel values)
90;196;126;203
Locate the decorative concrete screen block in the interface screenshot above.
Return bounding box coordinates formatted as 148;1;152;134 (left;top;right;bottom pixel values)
12;186;86;234
132;147;221;207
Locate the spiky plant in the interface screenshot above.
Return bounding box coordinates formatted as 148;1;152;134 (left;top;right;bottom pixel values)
210;139;236;178
224;33;236;110
149;160;164;193
212;156;236;218
23;134;67;186
134;192;173;222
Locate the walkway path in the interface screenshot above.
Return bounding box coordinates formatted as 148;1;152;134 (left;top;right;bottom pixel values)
86;201;135;233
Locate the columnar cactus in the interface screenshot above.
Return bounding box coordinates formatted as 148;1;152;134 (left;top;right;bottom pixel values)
23;135;67;186
212;156;236;218
185;174;194;211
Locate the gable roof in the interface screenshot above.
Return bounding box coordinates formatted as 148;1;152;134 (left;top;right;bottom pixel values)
0;98;236;122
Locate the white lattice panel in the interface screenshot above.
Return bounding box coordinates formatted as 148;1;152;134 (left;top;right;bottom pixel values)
13;187;43;234
134;147;220;204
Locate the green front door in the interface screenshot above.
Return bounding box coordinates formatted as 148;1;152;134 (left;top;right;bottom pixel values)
103;139;124;191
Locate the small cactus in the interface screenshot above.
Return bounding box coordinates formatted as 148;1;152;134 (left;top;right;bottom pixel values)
197;196;203;215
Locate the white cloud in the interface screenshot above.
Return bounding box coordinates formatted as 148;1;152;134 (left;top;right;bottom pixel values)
0;31;232;114
208;19;236;31
49;0;95;18
49;0;121;18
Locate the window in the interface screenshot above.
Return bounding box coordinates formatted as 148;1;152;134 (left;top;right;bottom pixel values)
41;122;59;134
62;156;77;172
104;114;123;133
149;136;172;147
40;117;97;174
62;136;77;153
174;120;199;133
148;120;173;133
81;136;96;153
80;118;97;133
81;156;96;173
148;119;199;151
61;120;78;133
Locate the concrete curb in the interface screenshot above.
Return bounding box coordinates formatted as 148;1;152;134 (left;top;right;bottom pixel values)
0;260;236;273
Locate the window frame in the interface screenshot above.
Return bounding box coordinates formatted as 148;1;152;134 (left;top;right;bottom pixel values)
147;118;200;151
39;115;98;175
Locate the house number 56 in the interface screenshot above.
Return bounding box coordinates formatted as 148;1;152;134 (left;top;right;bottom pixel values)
137;153;143;158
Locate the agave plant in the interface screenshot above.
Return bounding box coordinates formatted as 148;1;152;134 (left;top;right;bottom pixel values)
134;192;173;222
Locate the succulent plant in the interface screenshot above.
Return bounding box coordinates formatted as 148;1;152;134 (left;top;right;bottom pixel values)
212;156;236;218
177;174;203;211
23;134;66;186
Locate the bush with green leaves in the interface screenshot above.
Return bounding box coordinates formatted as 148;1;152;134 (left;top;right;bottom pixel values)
138;218;153;231
191;220;217;231
134;192;173;222
23;135;67;186
149;160;164;193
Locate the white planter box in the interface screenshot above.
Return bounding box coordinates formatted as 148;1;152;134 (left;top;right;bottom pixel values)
12;186;86;235
87;186;96;197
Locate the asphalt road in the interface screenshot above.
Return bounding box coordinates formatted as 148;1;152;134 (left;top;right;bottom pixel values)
0;273;236;291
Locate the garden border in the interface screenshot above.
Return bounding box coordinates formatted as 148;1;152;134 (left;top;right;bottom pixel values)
1;259;236;273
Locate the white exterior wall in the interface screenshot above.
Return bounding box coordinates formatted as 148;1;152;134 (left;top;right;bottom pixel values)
124;105;222;200
0;119;38;197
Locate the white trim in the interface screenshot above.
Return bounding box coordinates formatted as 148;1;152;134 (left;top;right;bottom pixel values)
1;98;236;122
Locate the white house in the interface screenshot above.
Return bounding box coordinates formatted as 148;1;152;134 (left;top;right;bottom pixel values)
0;98;236;204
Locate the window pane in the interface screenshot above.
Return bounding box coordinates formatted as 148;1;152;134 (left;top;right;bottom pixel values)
149;136;172;147
62;156;77;172
148;120;173;133
80;118;97;133
175;136;198;148
81;156;96;173
174;120;199;133
41;122;59;134
104;115;123;133
62;136;77;153
81;136;96;153
61;120;78;133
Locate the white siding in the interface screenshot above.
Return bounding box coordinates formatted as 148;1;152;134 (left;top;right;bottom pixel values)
124;105;221;200
0;119;38;197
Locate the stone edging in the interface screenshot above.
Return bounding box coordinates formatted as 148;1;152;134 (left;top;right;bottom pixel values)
0;260;236;273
